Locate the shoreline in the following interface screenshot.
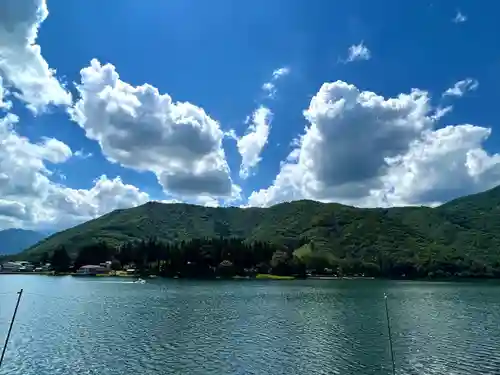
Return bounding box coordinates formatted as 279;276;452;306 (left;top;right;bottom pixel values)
0;271;375;280
2;272;499;282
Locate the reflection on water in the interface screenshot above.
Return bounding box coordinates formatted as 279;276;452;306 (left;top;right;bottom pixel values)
1;276;500;374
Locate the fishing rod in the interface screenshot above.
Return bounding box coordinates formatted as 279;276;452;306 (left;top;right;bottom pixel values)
0;289;23;369
384;293;396;375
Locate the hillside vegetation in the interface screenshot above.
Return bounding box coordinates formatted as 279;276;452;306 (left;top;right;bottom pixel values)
17;185;500;278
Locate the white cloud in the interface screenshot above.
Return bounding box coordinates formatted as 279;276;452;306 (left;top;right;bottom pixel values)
272;67;290;80
154;199;182;204
193;195;219;207
298;81;431;199
262;66;290;98
248;81;500;208
0;0;71;112
262;82;275;97
453;11;467;23
431;105;453;121
43;175;149;228
443;78;478;98
382;125;500;206
0;77;12;110
0;199;29;221
154;194;226;208
0;112;149;230
236;106;272;179
70;59;238;200
234;67;289;179
74;150;93;159
346;42;371;63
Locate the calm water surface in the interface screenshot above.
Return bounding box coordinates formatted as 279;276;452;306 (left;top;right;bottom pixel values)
1;276;500;374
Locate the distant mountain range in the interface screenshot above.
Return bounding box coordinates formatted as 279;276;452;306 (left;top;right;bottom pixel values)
14;184;500;278
0;229;46;256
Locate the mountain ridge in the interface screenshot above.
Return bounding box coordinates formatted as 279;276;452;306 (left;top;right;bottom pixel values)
13;186;500;277
0;229;46;256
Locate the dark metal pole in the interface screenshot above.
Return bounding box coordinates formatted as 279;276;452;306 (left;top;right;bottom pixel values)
0;289;23;369
384;293;396;375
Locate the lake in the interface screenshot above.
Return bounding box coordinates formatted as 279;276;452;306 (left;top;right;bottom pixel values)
1;276;500;374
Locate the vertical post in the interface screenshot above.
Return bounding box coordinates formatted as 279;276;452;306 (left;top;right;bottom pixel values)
0;289;23;369
384;293;396;375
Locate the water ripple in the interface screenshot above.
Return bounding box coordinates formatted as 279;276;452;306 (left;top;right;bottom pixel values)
1;277;500;374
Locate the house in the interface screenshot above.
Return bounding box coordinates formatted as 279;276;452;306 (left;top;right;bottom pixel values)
34;264;51;272
99;261;112;269
18;261;34;272
1;261;34;272
1;262;22;272
126;268;137;275
76;265;109;275
41;263;51;271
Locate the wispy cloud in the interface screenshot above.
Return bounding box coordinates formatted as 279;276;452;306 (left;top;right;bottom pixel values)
271;67;290;80
74;149;93;159
346;42;371;63
262;66;290;98
453;10;467;23
231;67;288;178
443;78;478;98
237;106;273;179
431;105;453;121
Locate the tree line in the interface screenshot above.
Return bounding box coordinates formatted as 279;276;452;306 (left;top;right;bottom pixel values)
43;237;500;279
46;237;308;278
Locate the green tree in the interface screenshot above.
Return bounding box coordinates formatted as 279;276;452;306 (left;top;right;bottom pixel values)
270;250;291;275
110;259;122;271
74;242;112;269
39;251;50;265
217;260;235;278
50;246;71;273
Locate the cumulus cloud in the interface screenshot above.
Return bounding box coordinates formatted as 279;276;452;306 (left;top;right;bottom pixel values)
0;77;12;110
153;195;222;207
382;125;500;206
236;107;272;179
193;195;219;207
299;81;431;198
453;11;467;23
443;78;478;98
262;66;290;98
0;199;29;220
0;112;149;229
70;59;237;199
0;0;71;112
44;175;150;227
248;81;500;208
346;42;371;63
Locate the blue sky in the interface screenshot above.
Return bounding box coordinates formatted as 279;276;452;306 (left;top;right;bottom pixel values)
0;0;499;230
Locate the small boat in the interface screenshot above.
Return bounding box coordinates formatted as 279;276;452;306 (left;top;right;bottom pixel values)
133;278;146;284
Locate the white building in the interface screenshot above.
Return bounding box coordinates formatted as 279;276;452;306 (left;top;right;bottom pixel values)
0;261;34;272
76;265;109;275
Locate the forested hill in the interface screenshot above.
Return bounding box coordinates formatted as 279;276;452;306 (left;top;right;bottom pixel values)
16;185;500;277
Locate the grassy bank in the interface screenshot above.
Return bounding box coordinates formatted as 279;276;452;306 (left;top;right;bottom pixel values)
255;274;295;280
